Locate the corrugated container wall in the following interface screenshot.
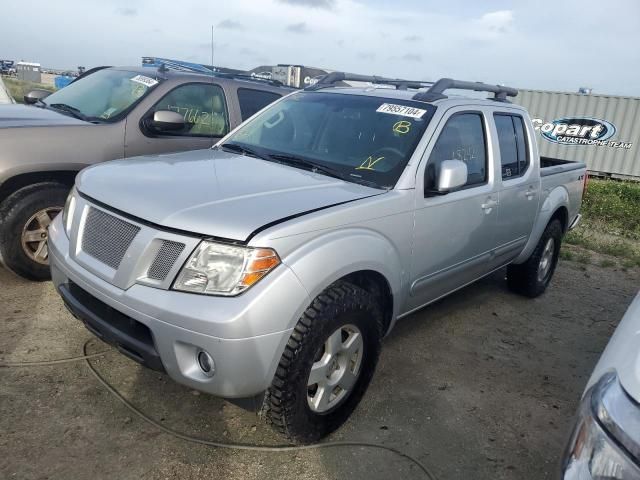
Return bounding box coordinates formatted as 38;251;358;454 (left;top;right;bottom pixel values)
514;89;640;179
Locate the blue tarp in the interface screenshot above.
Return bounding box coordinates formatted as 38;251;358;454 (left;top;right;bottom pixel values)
54;76;74;89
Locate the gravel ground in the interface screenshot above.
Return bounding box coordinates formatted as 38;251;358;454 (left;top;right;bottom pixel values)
1;254;638;480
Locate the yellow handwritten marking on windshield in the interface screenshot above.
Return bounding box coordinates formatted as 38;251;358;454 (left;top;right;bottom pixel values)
356;156;385;171
393;120;411;134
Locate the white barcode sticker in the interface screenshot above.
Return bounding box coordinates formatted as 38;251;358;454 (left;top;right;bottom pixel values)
130;74;158;87
376;103;427;118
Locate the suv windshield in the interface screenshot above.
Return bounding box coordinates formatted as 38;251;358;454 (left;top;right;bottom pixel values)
226;91;436;189
42;69;161;122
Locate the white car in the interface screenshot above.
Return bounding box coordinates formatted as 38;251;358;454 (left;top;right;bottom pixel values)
562;292;640;479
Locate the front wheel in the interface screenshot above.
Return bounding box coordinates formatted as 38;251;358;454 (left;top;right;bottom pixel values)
262;281;383;443
0;183;68;281
507;219;562;298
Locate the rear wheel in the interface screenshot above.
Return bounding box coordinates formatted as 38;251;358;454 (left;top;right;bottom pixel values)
262;281;383;444
507;219;562;298
0;183;68;281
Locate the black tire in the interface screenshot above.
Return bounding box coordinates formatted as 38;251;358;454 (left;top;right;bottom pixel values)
507;219;563;298
0;183;69;281
262;281;383;444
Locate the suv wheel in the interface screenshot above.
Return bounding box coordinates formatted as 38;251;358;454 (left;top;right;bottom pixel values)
506;219;562;298
0;183;68;281
262;281;383;443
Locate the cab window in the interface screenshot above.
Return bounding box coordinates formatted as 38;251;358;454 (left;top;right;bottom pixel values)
151;83;229;137
426;112;487;190
494;113;529;179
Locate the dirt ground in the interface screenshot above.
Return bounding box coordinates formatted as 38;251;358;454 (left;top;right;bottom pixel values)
1;253;638;480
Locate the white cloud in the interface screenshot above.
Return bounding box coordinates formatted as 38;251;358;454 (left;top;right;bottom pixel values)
471;10;515;38
1;0;638;95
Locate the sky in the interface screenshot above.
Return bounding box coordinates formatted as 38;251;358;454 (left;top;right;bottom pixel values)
2;0;639;95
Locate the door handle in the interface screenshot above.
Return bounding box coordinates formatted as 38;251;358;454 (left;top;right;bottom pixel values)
481;199;498;211
525;189;536;199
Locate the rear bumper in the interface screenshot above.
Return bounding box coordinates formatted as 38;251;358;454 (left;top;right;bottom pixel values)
48;215;310;398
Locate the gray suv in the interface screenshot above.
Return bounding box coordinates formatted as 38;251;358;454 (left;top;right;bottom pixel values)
49;74;586;442
0;66;290;280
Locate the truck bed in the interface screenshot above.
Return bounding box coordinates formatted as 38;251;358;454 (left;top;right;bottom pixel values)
540;156;586;177
538;156;587;233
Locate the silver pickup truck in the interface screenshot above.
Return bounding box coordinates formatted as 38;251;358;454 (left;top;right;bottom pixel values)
48;74;586;443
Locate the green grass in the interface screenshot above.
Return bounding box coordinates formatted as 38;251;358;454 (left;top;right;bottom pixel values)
564;178;640;267
574;251;591;265
2;78;55;104
559;249;574;261
599;259;616;268
579;178;640;240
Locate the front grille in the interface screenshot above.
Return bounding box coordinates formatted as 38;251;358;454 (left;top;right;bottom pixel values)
81;207;140;269
147;240;185;280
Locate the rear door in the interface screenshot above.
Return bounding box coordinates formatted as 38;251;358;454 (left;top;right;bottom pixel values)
492;112;539;264
407;107;500;311
124;81;230;157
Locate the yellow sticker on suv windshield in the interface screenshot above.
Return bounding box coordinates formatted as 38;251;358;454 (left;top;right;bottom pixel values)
356;156;385;171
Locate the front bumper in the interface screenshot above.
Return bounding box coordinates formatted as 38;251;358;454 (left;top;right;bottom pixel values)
49;215;311;398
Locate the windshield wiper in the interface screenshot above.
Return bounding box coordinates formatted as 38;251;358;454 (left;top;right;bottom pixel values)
219;142;271;161
48;103;90;122
267;153;348;181
268;153;384;189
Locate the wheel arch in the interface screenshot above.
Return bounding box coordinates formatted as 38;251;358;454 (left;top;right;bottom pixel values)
0;170;78;205
282;227;404;334
341;270;394;335
513;186;570;264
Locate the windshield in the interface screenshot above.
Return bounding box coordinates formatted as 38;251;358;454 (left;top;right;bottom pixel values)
226;91;436;188
42;69;161;122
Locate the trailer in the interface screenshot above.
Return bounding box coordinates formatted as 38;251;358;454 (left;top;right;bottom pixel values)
514;89;639;180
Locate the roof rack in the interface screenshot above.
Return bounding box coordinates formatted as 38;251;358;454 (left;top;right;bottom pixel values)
413;78;518;102
141;57;285;87
305;71;434;91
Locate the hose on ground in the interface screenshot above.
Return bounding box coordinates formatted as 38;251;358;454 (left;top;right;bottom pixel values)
0;339;438;480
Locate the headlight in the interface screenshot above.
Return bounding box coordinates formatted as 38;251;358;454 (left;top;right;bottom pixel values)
61;187;77;236
562;372;640;479
172;241;280;296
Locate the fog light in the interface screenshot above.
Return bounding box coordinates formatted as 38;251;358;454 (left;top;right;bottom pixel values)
197;350;215;377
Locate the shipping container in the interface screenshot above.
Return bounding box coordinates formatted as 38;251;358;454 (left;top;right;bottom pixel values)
514;89;640;179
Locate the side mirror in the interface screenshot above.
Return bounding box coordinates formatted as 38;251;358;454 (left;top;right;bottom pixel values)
149;110;186;132
24;89;51;105
436;159;468;193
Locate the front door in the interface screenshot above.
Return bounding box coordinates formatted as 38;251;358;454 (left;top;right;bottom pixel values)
407;108;500;311
124;82;229;157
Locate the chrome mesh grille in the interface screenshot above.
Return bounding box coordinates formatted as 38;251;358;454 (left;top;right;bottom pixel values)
147;240;185;281
81;207;140;269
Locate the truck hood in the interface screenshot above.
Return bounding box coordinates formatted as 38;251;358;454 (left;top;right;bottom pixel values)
0;103;87;128
77;148;384;241
588;292;640;402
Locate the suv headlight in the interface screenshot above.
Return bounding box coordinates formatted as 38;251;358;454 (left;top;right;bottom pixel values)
172;241;280;296
562;372;640;479
61;187;77;237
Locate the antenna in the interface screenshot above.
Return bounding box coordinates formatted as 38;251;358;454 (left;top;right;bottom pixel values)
210;25;215;142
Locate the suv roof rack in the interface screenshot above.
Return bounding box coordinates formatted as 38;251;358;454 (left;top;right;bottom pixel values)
141;57;285;87
305;71;434;91
413;78;518;102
